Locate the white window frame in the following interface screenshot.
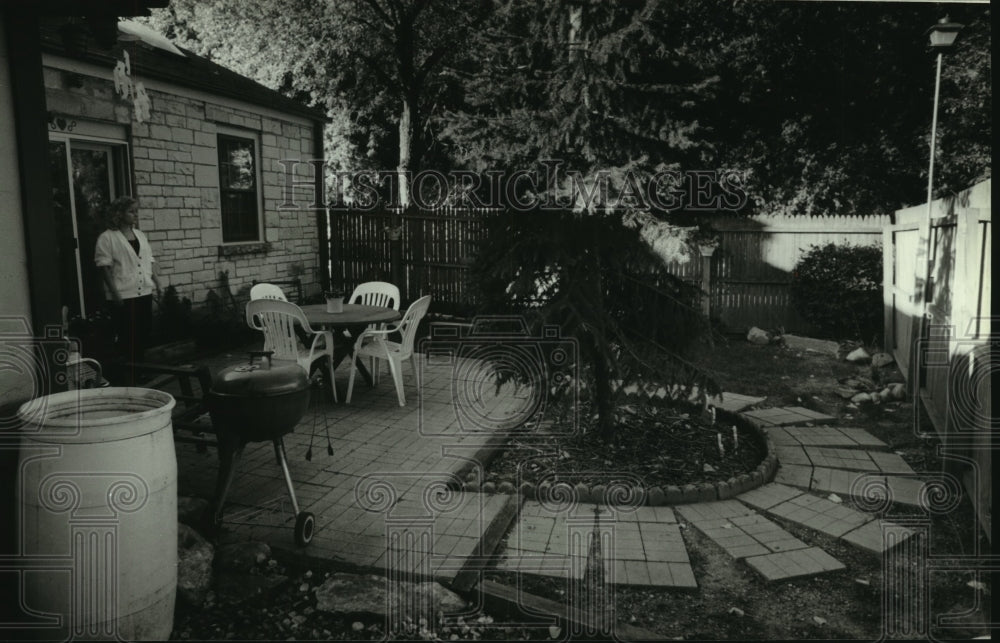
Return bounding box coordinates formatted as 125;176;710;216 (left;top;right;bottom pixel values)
216;125;265;245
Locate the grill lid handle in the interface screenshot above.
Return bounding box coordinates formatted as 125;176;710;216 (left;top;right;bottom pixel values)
248;350;275;368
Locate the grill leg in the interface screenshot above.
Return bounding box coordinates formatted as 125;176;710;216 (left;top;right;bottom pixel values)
273;438;301;516
214;438;245;524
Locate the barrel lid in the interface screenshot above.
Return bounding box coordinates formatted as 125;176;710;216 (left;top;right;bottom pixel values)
212;356;309;397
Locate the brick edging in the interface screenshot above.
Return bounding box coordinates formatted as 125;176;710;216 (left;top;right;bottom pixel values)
461;409;777;506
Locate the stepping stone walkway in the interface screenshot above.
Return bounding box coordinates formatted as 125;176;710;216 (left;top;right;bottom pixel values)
766;425;888;448
773;446;915;474
675;500;844;581
738;483;916;554
498;414;919;586
742;406;836;427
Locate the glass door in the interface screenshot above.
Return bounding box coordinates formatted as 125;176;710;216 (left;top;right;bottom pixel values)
48;137;130;318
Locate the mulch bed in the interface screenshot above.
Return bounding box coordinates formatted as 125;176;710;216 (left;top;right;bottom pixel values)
482;398;766;490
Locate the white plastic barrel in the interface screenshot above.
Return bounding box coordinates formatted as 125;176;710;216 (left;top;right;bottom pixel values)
16;387;177;641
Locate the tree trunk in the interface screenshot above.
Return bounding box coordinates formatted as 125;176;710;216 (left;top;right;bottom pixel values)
396;92;419;209
397;97;412;209
593;346;614;442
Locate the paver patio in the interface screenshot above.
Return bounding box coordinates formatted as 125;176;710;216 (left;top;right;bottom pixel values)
174;351;527;584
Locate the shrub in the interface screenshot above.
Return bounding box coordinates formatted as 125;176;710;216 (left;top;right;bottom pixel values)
790;242;882;341
471;207;717;441
155;285;192;344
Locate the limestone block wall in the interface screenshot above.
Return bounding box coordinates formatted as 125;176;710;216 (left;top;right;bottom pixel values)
43;64;323;308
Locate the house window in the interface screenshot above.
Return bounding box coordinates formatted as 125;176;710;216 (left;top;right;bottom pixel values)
218;133;261;242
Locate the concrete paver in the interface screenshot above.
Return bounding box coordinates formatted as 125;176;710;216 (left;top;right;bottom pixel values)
744;547;845;581
804;446;882;471
675;500;755;523
707;392;767;413
736;483;805;511
808;468;927;508
765;491;873;538
505;501;695;588
742;407;836;427
774;463;815;489
690;514;809;559
840;520;916;555
765;425;888;449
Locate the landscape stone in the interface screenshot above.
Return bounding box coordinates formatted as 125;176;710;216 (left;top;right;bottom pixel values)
664;485;684;504
214;541;272;573
177;523;214;607
845;347;871;363
314;574;467;622
647;487;666;506
314;573;387;616
871;352;894;368
851;392;872;404
747;327;772;345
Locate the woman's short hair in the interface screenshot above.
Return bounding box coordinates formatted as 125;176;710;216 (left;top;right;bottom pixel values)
104;196;139;230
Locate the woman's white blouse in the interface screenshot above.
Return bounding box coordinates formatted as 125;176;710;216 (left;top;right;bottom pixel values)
94;228;156;300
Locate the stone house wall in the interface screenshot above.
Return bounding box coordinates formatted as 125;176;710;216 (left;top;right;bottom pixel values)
42;59;323;309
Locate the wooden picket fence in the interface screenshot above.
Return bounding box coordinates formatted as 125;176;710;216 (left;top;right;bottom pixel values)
884;179;991;539
329;208;889;328
330;206;498;315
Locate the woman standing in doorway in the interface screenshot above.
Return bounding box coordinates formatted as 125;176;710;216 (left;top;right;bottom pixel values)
95;196;160;380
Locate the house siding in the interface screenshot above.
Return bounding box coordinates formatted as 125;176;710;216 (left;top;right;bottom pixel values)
42;63;322;308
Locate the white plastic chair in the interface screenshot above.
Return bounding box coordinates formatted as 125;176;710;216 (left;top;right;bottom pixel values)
347;281;401;379
348;281;400;310
250;283;288;301
345;295;431;407
245;299;338;402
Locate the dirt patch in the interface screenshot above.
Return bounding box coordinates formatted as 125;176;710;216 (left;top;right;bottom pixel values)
482;401;767;490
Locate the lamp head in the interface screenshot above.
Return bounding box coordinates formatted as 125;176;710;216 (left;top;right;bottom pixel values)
925;16;963;50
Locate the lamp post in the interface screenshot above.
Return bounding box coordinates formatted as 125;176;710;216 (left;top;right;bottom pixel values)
923;16;963;216
915;16;962;389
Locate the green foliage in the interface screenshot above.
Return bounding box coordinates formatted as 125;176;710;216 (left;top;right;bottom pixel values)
146;1;990;215
790;243;883;341
441;0;719;203
195;271;255;349
473;208;718;440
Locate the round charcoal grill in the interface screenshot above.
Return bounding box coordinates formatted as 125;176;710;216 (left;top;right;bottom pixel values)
207;351;315;546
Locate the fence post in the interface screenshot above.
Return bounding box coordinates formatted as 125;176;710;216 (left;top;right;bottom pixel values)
412;214;425;299
698;244;717;317
882;226;894;352
389;227;403;299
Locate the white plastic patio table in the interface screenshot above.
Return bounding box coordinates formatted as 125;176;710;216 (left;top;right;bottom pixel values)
300;303;401;388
